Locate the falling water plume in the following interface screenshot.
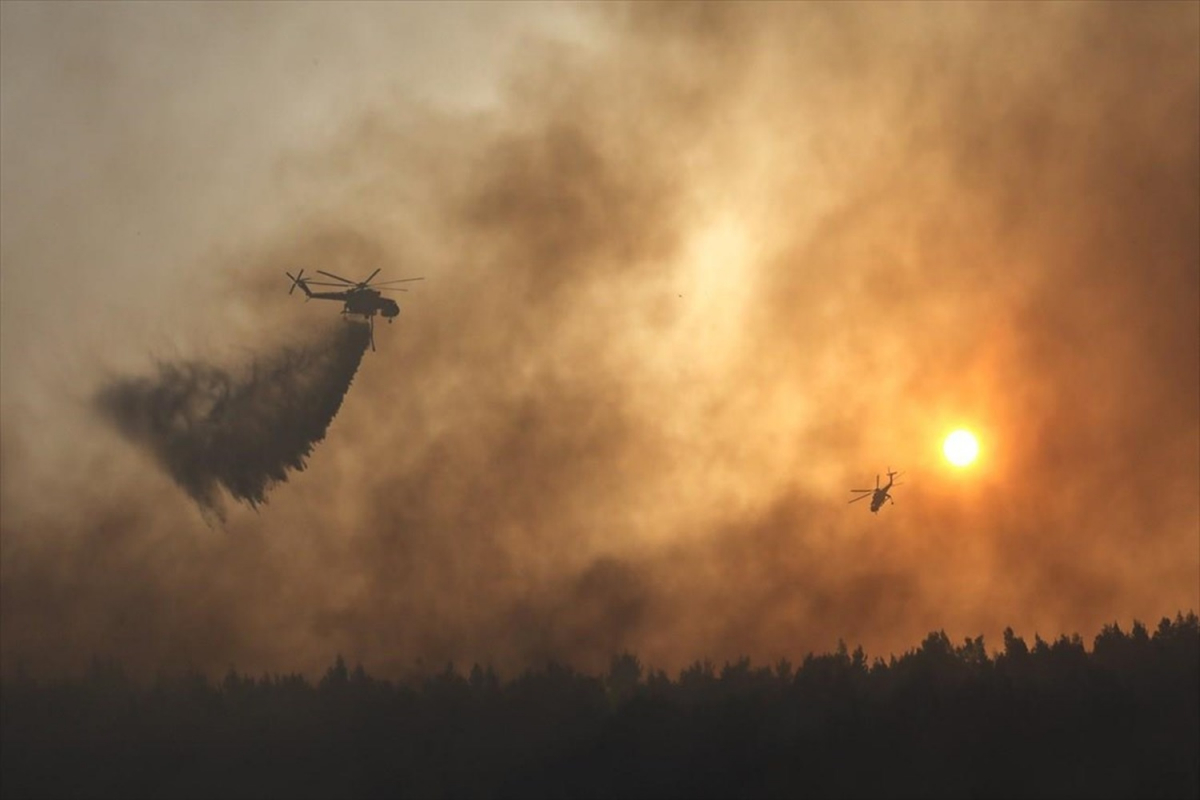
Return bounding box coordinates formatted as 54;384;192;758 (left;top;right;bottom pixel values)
96;322;371;517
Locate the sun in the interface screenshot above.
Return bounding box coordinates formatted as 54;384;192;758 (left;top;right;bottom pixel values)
943;429;980;468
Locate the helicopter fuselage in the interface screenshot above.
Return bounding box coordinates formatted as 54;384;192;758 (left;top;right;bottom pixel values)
869;483;892;513
300;286;399;320
850;470;901;514
286;267;422;352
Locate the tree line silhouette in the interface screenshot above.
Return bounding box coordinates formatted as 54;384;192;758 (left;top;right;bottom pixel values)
3;612;1197;799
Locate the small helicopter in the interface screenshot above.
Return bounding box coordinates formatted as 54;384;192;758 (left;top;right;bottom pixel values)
285;268;424;351
849;468;903;514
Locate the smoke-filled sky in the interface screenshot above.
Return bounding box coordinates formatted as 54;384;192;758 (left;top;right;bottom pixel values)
2;2;1197;680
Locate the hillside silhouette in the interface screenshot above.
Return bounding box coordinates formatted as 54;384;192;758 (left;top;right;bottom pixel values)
3;612;1197;799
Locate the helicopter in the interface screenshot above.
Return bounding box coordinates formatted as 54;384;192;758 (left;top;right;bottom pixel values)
849;468;903;514
285;268;424;351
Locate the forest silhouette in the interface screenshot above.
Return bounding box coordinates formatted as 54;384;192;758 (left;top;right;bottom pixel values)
3;612;1197;799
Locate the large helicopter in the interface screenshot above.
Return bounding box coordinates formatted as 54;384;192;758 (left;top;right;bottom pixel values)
285;268;424;351
849;468;903;514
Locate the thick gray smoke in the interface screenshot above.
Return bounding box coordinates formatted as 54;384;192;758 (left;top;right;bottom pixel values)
95;322;370;516
2;3;1197;682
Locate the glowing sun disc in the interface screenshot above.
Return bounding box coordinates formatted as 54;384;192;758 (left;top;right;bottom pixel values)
943;430;979;467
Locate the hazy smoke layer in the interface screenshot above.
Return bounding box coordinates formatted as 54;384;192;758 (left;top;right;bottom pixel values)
95;323;370;515
1;3;1197;681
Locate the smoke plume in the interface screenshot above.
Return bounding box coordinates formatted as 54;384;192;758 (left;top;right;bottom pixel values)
1;3;1197;681
95;322;370;516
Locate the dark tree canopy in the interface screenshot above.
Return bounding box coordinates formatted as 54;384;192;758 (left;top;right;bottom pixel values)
3;612;1197;799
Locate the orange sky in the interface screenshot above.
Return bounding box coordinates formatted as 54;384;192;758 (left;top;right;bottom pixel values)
2;2;1197;680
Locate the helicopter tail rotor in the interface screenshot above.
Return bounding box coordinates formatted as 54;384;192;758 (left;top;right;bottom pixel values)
286;269;306;296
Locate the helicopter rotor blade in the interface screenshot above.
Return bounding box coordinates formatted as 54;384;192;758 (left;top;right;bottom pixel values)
361;268;382;285
849;494;872;504
377;287;409;293
850;489;872;493
371;277;425;286
316;269;357;285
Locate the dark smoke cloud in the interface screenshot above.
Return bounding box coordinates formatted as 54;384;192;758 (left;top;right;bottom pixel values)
1;3;1197;681
95;322;370;516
